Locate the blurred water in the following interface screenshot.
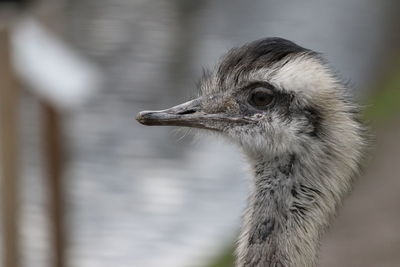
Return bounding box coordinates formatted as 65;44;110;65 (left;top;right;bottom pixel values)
15;0;400;267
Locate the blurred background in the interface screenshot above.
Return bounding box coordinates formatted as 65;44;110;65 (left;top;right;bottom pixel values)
0;0;400;267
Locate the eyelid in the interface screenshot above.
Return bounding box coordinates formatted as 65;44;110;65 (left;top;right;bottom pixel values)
243;81;276;92
252;87;274;94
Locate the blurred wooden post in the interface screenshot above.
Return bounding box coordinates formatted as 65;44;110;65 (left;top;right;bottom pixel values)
0;26;20;267
41;100;66;267
38;5;67;266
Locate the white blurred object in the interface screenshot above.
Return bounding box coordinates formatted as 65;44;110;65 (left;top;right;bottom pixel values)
11;17;101;110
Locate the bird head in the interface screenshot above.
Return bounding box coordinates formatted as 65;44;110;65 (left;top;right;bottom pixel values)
137;38;363;159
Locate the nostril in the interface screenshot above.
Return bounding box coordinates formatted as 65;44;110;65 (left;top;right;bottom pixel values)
177;109;197;115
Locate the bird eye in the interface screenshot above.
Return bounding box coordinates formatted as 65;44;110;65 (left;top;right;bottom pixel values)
249;87;274;108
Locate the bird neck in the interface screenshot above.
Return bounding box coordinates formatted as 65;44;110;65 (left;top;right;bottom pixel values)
236;152;347;267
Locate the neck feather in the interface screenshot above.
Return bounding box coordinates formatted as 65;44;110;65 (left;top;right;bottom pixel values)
236;149;357;267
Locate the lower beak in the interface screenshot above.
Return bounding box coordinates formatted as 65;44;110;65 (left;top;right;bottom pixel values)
136;97;255;130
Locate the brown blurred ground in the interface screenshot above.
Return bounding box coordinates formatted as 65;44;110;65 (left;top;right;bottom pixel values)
320;119;400;267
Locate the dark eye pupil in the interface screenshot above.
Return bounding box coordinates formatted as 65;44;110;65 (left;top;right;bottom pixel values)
250;88;274;108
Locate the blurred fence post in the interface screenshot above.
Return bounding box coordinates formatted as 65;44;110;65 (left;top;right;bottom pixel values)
41;100;66;267
0;26;20;267
37;5;67;266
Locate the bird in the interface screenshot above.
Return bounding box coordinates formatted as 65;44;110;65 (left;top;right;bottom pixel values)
136;37;367;267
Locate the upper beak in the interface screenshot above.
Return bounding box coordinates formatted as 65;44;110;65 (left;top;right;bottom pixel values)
136;97;255;130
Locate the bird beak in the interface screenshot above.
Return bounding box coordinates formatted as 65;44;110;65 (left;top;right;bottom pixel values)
136;97;255;131
136;97;218;130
